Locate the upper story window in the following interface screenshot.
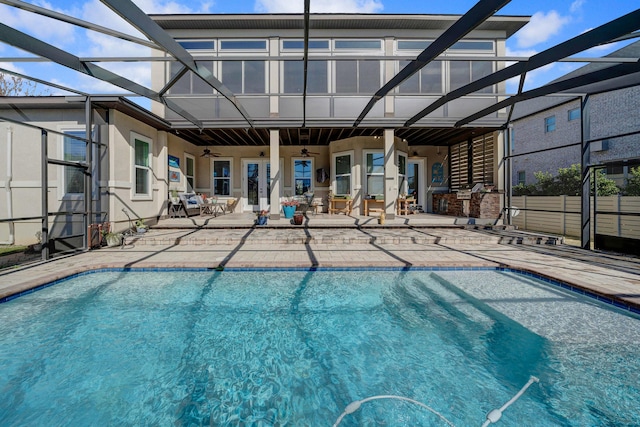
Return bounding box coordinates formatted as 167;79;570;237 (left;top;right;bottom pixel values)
221;60;266;93
397;40;432;50
568;108;580;121
335;60;380;93
334;40;382;50
169;61;214;95
178;40;215;50
545;116;556;133
450;60;493;93
517;171;526;185
282;40;329;50
283;60;328;93
398;60;442;94
220;40;267;50
449;41;494;51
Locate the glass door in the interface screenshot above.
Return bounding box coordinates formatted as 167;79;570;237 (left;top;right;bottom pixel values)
243;159;271;212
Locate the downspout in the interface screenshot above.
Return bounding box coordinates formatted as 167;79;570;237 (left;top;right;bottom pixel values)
1;125;14;245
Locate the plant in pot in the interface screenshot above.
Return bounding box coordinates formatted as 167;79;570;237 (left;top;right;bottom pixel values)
255;210;269;226
134;218;147;234
102;230;123;247
281;198;299;219
170;188;180;205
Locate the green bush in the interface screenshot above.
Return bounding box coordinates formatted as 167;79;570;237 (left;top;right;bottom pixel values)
625;166;640;196
515;164;619;196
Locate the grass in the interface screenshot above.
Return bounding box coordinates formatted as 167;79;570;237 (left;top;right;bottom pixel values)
0;245;28;256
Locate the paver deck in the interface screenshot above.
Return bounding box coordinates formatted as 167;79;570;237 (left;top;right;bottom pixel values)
1;227;639;312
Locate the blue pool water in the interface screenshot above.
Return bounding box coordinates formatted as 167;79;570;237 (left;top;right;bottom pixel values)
1;269;639;426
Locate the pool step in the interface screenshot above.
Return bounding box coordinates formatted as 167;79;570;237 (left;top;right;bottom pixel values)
129;228;562;246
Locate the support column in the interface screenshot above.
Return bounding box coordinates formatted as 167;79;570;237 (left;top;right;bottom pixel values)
41;129;49;261
269;129;281;220
84;97;92;250
383;128;397;219
581;95;591;250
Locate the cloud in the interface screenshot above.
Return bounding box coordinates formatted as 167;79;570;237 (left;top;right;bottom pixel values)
254;0;383;13
515;10;570;49
570;0;585;14
0;2;77;48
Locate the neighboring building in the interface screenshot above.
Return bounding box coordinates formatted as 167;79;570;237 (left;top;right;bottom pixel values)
1;13;530;247
510;41;640;190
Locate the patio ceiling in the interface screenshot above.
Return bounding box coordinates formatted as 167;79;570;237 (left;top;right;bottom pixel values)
0;0;639;148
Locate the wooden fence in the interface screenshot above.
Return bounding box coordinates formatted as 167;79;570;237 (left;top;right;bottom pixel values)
510;196;640;239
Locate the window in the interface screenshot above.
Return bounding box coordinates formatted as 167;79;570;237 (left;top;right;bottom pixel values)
293;158;314;195
132;134;152;198
517;171;526;185
333;152;352;195
213;159;231;196
545;116;556;132
450;60;493;93
397;40;432;50
398;153;408;195
449;41;494;50
63;130;86;196
220;40;266;50
282;40;329;50
568;108;580;121
185;154;195;192
365;151;385;196
336;60;380;93
398;60;442;93
178;40;215;50
335;40;381;49
283;60;328;93
221;60;265;93
169;61;214;95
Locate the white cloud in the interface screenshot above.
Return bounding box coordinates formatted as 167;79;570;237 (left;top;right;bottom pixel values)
515;10;570;49
0;2;77;48
570;0;585;14
254;0;383;13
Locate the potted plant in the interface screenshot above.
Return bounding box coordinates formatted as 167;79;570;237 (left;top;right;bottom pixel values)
134;218;147;234
256;210;269;226
293;212;304;225
281;198;299;219
103;231;123;247
170;189;180;205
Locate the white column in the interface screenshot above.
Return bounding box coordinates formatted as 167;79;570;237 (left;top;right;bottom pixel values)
269;129;281;219
383;128;397;219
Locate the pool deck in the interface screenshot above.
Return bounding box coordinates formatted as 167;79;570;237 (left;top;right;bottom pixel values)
1;223;640;312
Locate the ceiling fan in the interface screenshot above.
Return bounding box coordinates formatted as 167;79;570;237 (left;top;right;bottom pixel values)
300;147;319;157
201;147;221;158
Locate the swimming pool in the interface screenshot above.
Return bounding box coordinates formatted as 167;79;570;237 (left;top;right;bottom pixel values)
1;268;639;426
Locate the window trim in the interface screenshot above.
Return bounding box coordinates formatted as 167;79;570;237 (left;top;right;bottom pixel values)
517;170;526;185
58;128;87;201
397;151;408;195
131;132;153;200
184;153;196;193
211;157;233;197
545;115;556;133
363;149;385;196
568;107;580;121
331;150;354;196
291;157;315;195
